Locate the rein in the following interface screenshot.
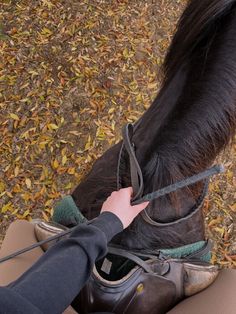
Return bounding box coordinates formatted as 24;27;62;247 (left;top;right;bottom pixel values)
118;123;224;205
0;124;224;264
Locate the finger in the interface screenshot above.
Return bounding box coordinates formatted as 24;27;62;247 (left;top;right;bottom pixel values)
119;186;133;196
132;201;149;213
126;187;133;193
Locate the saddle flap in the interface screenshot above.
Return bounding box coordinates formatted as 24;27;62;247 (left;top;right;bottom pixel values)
183;262;219;296
74;266;177;314
74;249;219;314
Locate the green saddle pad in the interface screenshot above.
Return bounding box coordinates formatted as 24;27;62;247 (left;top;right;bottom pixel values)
52;195;211;262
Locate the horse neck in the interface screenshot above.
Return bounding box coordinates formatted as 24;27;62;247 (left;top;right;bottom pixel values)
132;7;236;223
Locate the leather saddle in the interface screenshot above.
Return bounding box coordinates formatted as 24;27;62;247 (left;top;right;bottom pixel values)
73;247;218;314
34;220;219;314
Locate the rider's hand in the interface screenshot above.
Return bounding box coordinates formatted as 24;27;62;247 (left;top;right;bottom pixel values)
101;187;149;229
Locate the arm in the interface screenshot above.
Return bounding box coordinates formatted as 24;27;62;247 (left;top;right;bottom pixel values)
3;212;122;313
0;188;148;314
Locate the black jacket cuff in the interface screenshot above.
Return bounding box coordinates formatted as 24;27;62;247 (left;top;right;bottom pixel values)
89;212;123;242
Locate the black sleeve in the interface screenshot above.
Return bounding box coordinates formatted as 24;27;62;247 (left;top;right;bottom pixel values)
0;212;123;314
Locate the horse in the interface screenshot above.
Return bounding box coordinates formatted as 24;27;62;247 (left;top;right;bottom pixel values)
70;0;236;252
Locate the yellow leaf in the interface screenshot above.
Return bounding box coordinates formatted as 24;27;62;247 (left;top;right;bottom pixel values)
25;178;32;189
9;113;20;121
214;227;225;237
13;184;21;193
42;211;49;222
45;207;53;216
208;217;222;227
108;108;115;114
147;82;157;89
1;202;13;213
62;155;67;165
14;166;20;176
68;167;75;175
48;123;59;130
41;27;53;36
13;120;18;129
52;159;59;169
45;199;53;207
136;93;143;102
0;181;5;193
123;48;135;59
6;192;13;198
42;0;54;9
65;182;73;189
28;70;39;77
22;209;30;218
12;208;19;215
96;127;105;141
85;155;92;163
84;135;91;151
21;192;31;202
69;131;80;136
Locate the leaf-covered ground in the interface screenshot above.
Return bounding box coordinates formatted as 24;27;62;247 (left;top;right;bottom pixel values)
0;0;235;267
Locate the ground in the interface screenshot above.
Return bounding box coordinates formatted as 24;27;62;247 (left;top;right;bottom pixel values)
0;0;235;267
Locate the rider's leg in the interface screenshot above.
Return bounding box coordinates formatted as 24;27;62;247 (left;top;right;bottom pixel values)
0;220;43;286
168;269;236;314
0;220;77;314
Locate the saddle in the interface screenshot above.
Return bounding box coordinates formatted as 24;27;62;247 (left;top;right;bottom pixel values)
73;245;218;314
34;220;219;314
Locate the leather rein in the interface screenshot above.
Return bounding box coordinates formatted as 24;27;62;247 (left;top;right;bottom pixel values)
117;123;224;206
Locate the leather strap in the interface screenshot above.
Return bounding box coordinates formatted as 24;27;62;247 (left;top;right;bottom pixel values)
108;245;158;260
108;246;156;274
108;240;213;266
121;124;144;201
117;123;224;205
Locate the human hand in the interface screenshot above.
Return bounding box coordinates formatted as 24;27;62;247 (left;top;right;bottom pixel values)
101;187;149;229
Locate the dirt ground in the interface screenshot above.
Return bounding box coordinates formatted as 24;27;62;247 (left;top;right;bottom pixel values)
0;1;235;267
